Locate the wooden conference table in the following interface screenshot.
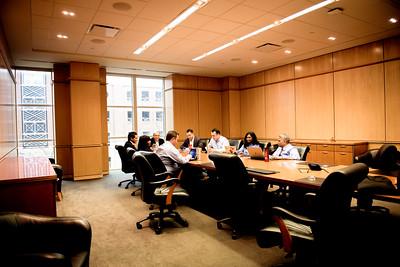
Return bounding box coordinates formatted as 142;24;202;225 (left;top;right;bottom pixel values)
189;152;399;202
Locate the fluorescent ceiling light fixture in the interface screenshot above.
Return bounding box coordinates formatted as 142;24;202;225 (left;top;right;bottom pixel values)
328;36;336;40
134;0;209;55
389;17;398;23
192;0;336;61
56;34;68;39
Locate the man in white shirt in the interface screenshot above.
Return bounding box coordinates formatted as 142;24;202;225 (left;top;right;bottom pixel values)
270;133;300;160
207;128;230;153
156;130;192;175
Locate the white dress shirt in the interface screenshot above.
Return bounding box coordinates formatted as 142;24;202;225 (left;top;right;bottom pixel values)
271;143;300;160
156;141;192;174
207;135;230;153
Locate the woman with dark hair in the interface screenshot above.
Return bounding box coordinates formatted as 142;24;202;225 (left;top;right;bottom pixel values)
236;131;261;156
137;135;152;152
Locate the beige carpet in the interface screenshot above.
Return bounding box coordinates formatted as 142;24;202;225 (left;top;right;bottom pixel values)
57;171;291;267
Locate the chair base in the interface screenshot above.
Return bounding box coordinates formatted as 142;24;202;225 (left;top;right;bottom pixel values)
136;208;189;235
118;178;135;189
216;217;240;240
131;186;141;196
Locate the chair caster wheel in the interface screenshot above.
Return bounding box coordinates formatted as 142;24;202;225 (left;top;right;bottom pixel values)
217;222;223;230
136;223;142;229
131;191;136;196
155;227;162;235
232;234;239;240
118;183;122;187
181;220;189;227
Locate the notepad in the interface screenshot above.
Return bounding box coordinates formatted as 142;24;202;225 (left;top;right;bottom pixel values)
245;167;278;175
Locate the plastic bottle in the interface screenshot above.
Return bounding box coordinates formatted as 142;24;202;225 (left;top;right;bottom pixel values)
264;147;269;162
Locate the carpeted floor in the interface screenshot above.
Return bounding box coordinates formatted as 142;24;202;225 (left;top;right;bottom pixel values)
57;171;291;267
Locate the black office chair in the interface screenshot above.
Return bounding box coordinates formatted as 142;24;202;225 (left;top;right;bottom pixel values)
354;144;400;212
133;152;189;235
208;153;259;239
49;158;63;201
0;212;92;267
256;163;368;265
297;146;310;161
229;139;240;150
115;145;141;196
197;138;209;152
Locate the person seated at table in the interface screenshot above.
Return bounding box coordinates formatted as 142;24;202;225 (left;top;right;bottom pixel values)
236;131;261;156
180;128;200;150
150;131;164;150
207;128;230;153
156;130;192;176
124;131;138;153
138;135;152;152
270;133;300;160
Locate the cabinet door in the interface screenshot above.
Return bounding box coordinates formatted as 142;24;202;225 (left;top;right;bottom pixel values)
335;152;353;165
315;151;335;165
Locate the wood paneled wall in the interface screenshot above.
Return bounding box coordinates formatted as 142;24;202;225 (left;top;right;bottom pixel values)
0;27;16;161
238;35;400;143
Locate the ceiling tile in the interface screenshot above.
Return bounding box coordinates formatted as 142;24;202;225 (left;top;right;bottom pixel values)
92;11;134;29
197;0;239;17
185;30;220;42
126;17;164;32
53;3;96;23
200;18;242;34
136;0;193;23
98;0;146;17
31;0;53;17
219;4;266;23
54;0;102;9
181;13;214;29
168;26;195;39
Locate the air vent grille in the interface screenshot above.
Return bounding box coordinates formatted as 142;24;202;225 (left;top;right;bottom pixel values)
87;24;120;38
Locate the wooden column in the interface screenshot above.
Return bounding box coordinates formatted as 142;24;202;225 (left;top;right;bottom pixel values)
54;62;106;180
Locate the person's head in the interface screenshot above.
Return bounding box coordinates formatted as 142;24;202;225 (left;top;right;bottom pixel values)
211;128;221;141
166;130;179;146
128;131;138;143
152;132;160;141
138;135;151;151
277;133;290;147
244;131;258;147
186;128;194;141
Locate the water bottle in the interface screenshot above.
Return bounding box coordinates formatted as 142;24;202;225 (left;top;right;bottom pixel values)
264;147;269;162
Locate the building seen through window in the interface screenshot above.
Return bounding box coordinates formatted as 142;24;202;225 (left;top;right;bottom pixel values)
107;75;164;169
16;70;54;158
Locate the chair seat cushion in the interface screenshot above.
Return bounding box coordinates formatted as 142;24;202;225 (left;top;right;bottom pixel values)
154;185;189;197
261;219;314;241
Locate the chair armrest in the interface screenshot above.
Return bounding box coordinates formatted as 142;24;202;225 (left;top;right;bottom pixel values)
150;177;180;186
154;171;172;180
272;207;316;226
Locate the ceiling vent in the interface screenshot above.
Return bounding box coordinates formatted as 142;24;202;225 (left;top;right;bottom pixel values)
254;42;282;53
87;24;120;38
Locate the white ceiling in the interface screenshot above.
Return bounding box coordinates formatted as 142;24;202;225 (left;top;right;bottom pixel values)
1;0;399;77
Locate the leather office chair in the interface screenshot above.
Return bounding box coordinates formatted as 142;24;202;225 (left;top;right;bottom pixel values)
208;153;259;239
354;144;399;211
197;138;209;152
49;158;63;201
115;145;141;196
133;152;189;234
297;146;310;161
229;139;240;150
256;163;368;265
0;212;91;267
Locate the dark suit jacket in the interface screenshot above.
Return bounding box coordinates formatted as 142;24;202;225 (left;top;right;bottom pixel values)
150;138;164;146
124;141;137;151
180;136;200;150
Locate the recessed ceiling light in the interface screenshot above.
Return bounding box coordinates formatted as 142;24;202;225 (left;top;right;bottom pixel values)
112;2;132;11
56;34;68;39
328;36;336;40
284;50;292;54
389;18;398;24
61;10;75;16
251;60;258;64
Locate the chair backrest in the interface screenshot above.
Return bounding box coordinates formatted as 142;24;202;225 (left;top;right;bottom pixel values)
208;153;250;195
198;138;209;151
297;146;310;161
375;144;398;170
115;145;135;173
318;163;368;221
139;151;168;175
229;139;240;150
132;152;157;203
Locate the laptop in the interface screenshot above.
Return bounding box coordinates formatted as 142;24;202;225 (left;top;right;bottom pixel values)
189;148;197;161
247;146;265;160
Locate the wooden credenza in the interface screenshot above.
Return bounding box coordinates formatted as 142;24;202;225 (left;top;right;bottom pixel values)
0;156;57;216
292;140;368;165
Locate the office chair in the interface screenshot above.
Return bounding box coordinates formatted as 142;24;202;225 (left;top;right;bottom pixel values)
354;144;400;212
49;158;63;201
208;153;259;239
297;146;310;161
229;139;240;150
0;212;91;267
256;163;369;265
115;145;141;196
197;138;209;152
133;152;189;235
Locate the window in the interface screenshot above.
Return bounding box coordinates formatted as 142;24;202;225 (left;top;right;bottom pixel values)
107;75;164;170
16;70;54;157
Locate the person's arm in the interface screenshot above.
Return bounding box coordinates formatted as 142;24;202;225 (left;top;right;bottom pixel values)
236;145;245;155
270;147;282;159
180;138;189;150
167;146;191;164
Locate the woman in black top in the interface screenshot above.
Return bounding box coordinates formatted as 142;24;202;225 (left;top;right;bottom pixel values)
137;135;152;152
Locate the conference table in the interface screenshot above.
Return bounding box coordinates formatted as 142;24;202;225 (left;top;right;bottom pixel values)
189;152;399;202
